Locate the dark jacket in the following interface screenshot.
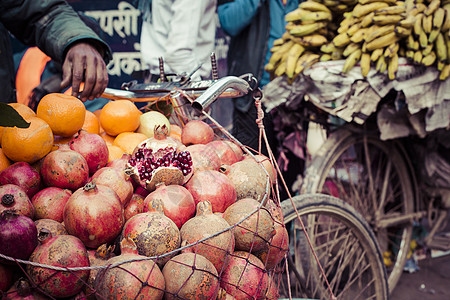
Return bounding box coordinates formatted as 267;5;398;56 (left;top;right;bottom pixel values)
0;0;112;103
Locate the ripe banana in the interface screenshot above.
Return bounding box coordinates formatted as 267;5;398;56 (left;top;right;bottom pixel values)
374;5;406;15
406;49;415;58
399;14;417;29
359;0;396;5
298;11;333;22
299;1;332;13
439;64;450;80
422;14;433;33
285;43;306;78
373;14;404;25
331;48;345;60
320;42;338;53
376;55;387;72
360;52;371;77
414;13;424;36
351;27;372;43
365;24;395;43
292;34;328;47
274;60;287;77
371;48;384;61
353;2;390;18
429;28;440;43
422;43;434;56
407;34;418;49
285;8;309;22
419;29;429;48
421;51;437;66
343;43;362;56
267;40;294;67
384;42;399;57
433;7;445;30
424;0;441;16
320;54;332;61
294;52;320;74
290;22;327;36
361;12;375;27
332;32;351;47
388;53;399;79
395;26;412;37
414;50;423;64
436;32;448;61
366;32;399;51
442;7;450;31
347;23;362;36
342;49;362;73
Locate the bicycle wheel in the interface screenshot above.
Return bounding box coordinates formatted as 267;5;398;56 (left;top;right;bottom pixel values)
279;194;389;300
301;126;414;293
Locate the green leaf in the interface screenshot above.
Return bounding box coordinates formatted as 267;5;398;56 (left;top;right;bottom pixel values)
0;103;30;128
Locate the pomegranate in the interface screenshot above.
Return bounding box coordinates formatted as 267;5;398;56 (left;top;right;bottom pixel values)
143;184;195;229
265;199;284;223
0;210;37;263
121;198;180;267
40;144;89;191
91;167;133;206
31;187;72;222
265;275;280;300
223;198;275;253
222;158;270;203
207;140;240;165
163;252;219;300
105;153;131;177
0;184;34;219
126;125;193;191
95;236;165;300
254;221;289;270
224;140;243;161
69;129;109;175
27;233;90;298
184;170;236;213
243;154;277;184
180;201;235;273
137;110;171;138
84;244;115;299
135;185;150;198
0;264;13;292
124;193;145;222
181;119;215;145
0;162;41;198
185;144;221;172
4;278;49;300
220;251;269;300
63;181;124;249
34;219;68;236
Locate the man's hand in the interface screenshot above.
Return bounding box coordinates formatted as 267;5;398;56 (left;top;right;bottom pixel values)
60;42;109;101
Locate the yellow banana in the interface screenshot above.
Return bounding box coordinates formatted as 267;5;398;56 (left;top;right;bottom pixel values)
353;2;390;18
366;32;399;51
439;64;450;80
399;14;417;29
429;28;440;43
298;1;332;13
433;8;446;29
371;48;384;61
343;43;362;56
419;29;429;48
388;53;399;80
332;32;351;47
298;11;333;22
295;52;320;74
405;0;415;11
267;40;295;66
442;7;450;31
406;49;415;58
361;12;375;27
292;34;328;47
395;26;412;37
360;52;371;77
351;27;372;43
331;48;344;60
285;8;309;22
373;14;404;26
422;43;434;56
320;42;338;53
285;43;306;78
414;13;424;36
320;54;332;61
414;50;423;64
274;56;287;77
436;32;448;61
347;23;362;36
384;42;399;57
438;61;445;70
342;49;362;73
359;0;396;4
338;17;360;33
376;55;387;72
424;0;441;16
374;5;406;15
407;34;418;49
290;22;327;36
272;38;285;48
323;0;341;6
421;51;437;66
422;14;433;33
365;24;395;43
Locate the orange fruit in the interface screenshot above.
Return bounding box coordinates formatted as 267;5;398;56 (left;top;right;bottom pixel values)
99;100;141;136
113;132;148;154
107;145;125;162
0;103;37;145
0;149;12;172
100;131;116;145
82;110;100;135
36;93;86;137
2;116;54;164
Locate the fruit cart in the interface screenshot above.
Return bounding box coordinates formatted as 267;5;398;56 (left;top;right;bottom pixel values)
0;62;389;299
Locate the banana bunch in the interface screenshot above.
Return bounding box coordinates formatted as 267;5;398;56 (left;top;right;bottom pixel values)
266;1;334;80
315;0;359;14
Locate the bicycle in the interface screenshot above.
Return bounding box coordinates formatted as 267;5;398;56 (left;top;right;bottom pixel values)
102;65;389;299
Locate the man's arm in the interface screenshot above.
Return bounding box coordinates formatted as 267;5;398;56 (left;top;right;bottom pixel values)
217;0;262;37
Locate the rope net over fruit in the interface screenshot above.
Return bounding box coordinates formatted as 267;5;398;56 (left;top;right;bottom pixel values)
0;81;340;300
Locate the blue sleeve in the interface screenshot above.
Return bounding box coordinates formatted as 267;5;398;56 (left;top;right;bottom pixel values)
218;0;262;36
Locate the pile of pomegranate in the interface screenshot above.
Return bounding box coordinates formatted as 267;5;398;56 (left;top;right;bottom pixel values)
0;117;289;300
